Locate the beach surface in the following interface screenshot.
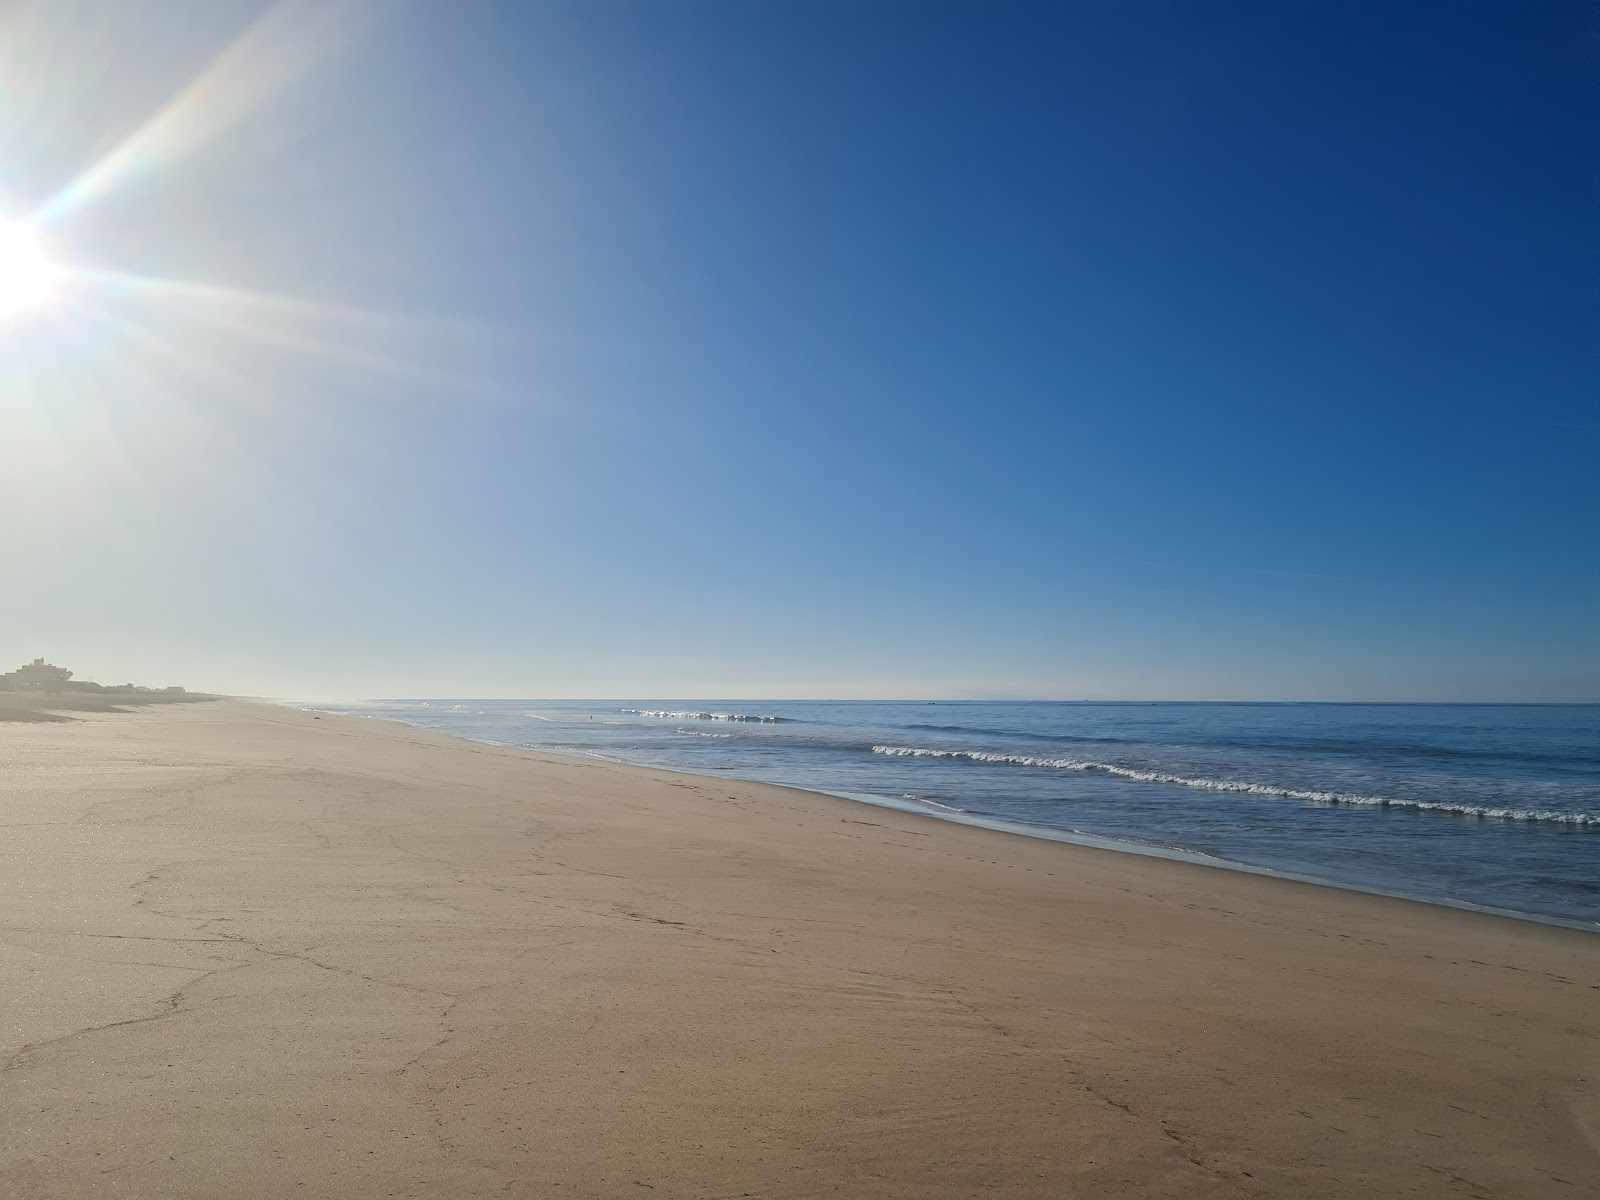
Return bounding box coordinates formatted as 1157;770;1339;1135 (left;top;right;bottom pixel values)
2;701;1596;1198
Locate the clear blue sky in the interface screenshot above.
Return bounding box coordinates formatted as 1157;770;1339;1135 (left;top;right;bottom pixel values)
0;0;1594;700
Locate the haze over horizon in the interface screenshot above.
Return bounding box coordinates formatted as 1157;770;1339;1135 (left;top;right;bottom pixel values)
1;0;1594;703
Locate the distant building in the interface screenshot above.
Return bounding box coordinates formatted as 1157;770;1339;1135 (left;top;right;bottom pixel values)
4;658;74;693
0;659;187;696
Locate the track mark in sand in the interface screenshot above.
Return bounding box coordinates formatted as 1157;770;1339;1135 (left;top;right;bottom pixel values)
1066;1071;1240;1184
395;993;469;1079
0;949;259;1076
0;928;237;946
1081;1084;1135;1115
1420;1163;1493;1195
622;911;687;927
1158;1121;1225;1178
4;1003;184;1075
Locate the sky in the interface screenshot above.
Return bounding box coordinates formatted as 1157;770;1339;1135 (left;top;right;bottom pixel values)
0;0;1594;701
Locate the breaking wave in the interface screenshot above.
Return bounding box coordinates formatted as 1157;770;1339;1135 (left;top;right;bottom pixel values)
869;746;1598;827
624;709;786;723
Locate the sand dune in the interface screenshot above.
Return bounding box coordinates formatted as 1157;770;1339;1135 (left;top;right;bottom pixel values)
2;700;1595;1198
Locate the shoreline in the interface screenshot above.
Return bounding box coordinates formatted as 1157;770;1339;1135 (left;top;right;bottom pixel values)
313;704;1600;935
5;699;1597;1198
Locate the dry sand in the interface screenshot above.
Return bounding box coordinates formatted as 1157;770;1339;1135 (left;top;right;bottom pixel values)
2;700;1596;1198
0;692;215;722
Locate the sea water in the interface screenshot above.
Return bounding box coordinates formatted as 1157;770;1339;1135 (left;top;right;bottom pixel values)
304;700;1600;930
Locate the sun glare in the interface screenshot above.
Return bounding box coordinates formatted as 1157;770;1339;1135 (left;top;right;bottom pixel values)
0;222;61;319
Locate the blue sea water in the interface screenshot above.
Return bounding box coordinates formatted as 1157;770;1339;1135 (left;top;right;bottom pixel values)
306;700;1600;930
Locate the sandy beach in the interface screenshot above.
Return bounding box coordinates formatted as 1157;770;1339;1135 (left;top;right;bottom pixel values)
2;700;1595;1198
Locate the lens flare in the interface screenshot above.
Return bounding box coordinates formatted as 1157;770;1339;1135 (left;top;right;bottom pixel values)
0;223;60;319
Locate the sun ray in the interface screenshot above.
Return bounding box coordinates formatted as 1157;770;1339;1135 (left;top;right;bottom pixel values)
65;264;504;400
30;0;376;228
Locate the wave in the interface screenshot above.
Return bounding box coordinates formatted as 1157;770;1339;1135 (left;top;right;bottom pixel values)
906;723;1014;735
901;792;967;813
624;709;786;723
869;746;1599;827
1187;734;1600;770
899;725;1599;771
903;722;1132;745
675;728;733;738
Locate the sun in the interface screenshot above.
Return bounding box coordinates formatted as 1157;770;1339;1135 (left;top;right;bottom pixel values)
0;221;62;319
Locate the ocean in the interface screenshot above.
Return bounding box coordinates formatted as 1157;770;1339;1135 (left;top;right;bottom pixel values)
305;700;1600;930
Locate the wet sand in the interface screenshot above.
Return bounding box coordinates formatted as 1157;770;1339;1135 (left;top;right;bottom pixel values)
2;700;1596;1198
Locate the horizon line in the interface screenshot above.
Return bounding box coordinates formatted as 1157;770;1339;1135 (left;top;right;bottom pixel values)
255;696;1600;707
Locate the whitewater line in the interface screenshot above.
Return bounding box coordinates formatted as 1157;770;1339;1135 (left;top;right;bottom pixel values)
869;745;1597;827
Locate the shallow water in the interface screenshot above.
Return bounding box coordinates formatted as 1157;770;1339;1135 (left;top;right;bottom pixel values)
307;700;1600;929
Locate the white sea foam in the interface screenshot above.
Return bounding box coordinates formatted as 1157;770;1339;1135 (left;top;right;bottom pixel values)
624;709;782;722
870;745;1598;827
901;792;967;813
676;728;734;738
